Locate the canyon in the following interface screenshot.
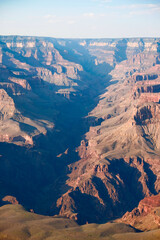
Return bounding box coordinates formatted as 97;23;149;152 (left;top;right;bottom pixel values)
0;36;160;238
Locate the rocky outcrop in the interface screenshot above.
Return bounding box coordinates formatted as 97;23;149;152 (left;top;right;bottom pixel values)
9;77;31;90
120;194;160;231
2;196;19;205
0;89;15;120
0;88;53;145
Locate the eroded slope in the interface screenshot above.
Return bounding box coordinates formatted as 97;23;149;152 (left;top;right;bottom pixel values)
57;40;160;224
0;36;160;228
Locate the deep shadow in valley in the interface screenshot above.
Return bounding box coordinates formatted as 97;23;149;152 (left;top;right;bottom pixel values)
0;43;113;216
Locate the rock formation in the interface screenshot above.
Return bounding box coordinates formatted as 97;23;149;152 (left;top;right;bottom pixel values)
0;36;160;226
56;38;160;224
119;194;160;231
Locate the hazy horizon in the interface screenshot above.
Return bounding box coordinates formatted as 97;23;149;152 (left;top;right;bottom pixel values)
0;35;160;40
1;0;160;38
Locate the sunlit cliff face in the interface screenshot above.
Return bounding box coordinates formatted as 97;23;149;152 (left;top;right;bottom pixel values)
0;36;160;226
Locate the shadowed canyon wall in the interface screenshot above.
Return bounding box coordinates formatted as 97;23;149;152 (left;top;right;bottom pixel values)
0;36;160;224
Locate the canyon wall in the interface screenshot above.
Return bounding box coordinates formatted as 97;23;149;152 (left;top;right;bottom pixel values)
0;36;160;224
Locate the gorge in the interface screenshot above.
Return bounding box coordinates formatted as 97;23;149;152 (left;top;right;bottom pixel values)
0;36;160;239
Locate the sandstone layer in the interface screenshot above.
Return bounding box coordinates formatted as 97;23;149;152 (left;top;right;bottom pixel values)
0;36;160;226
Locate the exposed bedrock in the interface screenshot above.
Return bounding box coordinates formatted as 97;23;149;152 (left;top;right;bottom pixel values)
0;36;160;225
